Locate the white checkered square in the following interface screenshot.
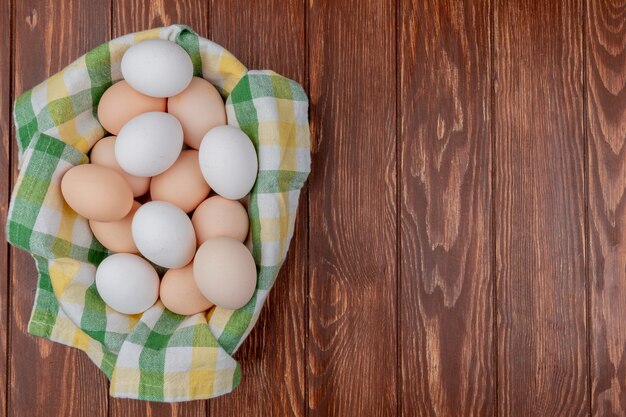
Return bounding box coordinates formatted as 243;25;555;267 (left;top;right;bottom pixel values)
74;262;96;286
71;218;94;248
51;159;75;184
258;144;281;171
253;97;279;122
33;204;61;236
105;310;135;335
256;193;281;218
260;240;280;267
296;147;310;172
30;82;48;115
115;341;142;368
63;62;91;95
164;347;194;372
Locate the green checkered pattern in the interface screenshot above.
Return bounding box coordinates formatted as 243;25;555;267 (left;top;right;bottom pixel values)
6;25;310;402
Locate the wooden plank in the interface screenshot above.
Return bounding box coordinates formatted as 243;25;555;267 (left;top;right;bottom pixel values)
494;1;588;416
207;1;307;416
10;0;111;415
586;0;626;415
109;1;208;416
0;0;11;413
307;1;397;416
399;0;494;415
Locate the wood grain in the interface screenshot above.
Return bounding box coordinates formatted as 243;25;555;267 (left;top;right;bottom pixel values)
113;0;209;35
109;1;208;416
10;0;111;416
0;0;11;414
494;1;589;416
307;0;397;415
399;0;494;415
209;1;307;415
586;0;626;415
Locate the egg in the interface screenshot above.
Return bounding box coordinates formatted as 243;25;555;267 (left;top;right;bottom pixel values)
150;150;210;213
96;253;160;314
192;196;249;244
97;81;166;135
61;164;133;221
89;201;140;253
121;39;193;98
116;112;183;177
132;201;196;268
160;263;214;315
90;136;150;197
198;126;258;200
193;236;256;310
167;77;226;149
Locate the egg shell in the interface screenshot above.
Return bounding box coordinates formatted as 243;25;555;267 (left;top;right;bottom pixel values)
95;253;159;314
193;236;257;310
160;263;214;315
132;201;196;268
150;150;210;213
192;196;249;244
121;39;193;98
90;136;150;197
89;201;141;253
97;80;166;135
116;112;183;177
167;77;226;149
198;126;258;200
61;164;133;222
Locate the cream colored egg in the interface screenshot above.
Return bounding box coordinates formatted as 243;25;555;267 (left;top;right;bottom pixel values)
97;80;166;135
150;150;210;213
191;196;249;244
193;237;256;310
160;263;214;315
167;77;226;149
90;136;150;197
61;164;133;222
89;201;141;253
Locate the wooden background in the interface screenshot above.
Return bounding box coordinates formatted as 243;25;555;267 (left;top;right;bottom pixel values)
0;0;625;415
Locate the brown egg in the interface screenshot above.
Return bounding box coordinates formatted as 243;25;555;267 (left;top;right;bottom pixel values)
193;237;256;310
191;196;249;244
90;136;150;197
89;201;141;253
61;164;133;222
167;77;226;149
160;263;214;315
150;150;210;213
97;80;166;135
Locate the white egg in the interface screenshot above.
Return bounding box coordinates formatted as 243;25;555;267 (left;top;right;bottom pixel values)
132;201;196;268
95;253;159;315
121;39;194;98
116;112;183;177
198;126;258;200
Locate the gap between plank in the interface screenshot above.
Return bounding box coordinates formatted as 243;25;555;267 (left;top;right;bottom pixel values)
303;0;310;415
489;0;498;415
6;0;15;414
394;0;401;415
581;0;592;415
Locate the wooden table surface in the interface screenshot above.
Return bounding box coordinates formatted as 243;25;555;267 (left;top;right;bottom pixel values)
1;0;625;416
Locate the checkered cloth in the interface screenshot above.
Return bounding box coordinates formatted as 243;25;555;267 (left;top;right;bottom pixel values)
6;25;310;402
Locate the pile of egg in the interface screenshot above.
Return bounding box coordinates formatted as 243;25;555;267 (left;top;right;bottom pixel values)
60;39;258;316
